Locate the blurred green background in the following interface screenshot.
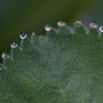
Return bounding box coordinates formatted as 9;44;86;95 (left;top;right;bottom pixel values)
0;0;103;62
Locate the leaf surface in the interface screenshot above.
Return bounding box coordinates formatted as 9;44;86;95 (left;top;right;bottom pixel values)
0;22;103;103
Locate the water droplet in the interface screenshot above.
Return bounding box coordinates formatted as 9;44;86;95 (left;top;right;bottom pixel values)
99;26;103;32
20;32;27;39
45;25;52;31
57;21;65;27
90;22;97;29
11;42;18;48
75;20;82;27
2;52;8;59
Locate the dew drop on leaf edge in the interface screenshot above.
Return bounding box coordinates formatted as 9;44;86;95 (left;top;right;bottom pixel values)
11;42;18;48
20;32;27;39
75;20;82;27
57;21;65;27
99;26;103;32
45;25;52;31
1;52;8;59
90;22;97;29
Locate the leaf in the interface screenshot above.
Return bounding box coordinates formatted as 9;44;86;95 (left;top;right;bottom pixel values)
0;21;103;103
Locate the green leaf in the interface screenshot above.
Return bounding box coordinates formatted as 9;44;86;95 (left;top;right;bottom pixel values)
0;21;103;103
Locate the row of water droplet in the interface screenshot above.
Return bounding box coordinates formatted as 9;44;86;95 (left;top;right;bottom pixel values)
45;20;103;32
1;20;103;70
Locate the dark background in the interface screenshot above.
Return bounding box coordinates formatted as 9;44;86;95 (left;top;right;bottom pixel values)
0;0;103;62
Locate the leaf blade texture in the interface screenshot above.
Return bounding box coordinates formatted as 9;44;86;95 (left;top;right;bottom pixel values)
0;21;103;103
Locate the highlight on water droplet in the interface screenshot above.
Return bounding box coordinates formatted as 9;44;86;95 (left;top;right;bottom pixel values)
45;25;52;31
99;26;103;32
11;42;18;48
20;32;27;39
2;52;8;59
90;22;97;29
75;20;82;27
57;21;65;27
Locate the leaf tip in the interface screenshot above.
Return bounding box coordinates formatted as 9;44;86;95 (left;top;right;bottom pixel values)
75;20;82;27
31;32;36;36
